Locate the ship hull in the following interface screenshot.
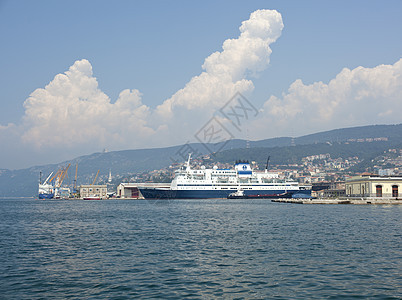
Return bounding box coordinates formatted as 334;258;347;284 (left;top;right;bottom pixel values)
38;193;54;199
139;188;311;200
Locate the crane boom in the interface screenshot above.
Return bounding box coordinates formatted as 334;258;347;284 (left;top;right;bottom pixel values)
43;172;53;185
74;163;78;190
58;163;71;186
49;169;62;183
92;170;100;185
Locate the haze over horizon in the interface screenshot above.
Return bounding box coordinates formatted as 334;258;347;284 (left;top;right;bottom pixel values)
1;1;401;169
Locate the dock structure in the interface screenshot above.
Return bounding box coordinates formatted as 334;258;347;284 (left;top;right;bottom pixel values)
271;175;401;204
272;198;402;205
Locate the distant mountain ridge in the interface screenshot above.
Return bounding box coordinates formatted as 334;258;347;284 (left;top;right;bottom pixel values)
0;124;401;197
250;124;402;147
294;124;402;145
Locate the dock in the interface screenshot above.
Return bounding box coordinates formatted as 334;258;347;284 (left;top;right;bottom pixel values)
271;198;402;205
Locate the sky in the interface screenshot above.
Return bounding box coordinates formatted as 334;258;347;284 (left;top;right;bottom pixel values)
0;0;401;170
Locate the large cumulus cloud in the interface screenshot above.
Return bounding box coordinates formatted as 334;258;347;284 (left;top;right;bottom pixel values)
252;58;402;138
155;9;283;120
22;59;153;149
17;9;284;154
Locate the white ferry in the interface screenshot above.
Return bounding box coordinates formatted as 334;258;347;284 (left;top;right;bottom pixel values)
139;155;311;199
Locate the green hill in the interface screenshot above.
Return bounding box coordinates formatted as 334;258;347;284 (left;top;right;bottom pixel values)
212;139;401;171
0;124;401;197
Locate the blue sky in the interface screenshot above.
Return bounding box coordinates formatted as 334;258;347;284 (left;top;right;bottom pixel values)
0;0;401;169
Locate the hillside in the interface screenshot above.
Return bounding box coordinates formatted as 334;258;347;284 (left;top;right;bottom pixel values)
0;124;401;197
212;139;401;171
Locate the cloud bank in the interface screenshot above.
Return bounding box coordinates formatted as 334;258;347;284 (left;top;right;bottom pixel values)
251;58;402;138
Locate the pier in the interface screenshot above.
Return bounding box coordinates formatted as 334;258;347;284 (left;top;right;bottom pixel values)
272;198;402;205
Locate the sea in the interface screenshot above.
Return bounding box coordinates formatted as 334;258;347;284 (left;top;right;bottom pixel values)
0;198;401;299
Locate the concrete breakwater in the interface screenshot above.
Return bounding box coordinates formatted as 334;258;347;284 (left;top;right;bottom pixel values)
272;198;402;205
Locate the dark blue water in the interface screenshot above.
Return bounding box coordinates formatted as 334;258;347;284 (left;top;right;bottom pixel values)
0;198;401;299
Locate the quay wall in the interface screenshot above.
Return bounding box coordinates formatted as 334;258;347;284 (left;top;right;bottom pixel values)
272;198;402;205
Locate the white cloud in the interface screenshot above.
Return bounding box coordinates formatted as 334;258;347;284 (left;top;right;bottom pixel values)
14;9;284;160
4;8;400;170
21;59;153;150
154;9;283;120
252;58;402;138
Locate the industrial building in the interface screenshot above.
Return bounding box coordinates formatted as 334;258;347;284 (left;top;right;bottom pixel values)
117;183;170;199
345;175;401;199
79;185;108;199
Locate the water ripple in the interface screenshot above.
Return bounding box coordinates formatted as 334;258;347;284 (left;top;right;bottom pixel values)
0;199;401;299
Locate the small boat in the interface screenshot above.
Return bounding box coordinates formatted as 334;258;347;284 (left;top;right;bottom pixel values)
83;196;101;200
227;189;246;199
227;190;292;199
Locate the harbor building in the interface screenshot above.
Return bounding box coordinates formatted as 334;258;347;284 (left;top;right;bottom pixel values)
345;175;402;199
79;185;108;199
117;183;170;199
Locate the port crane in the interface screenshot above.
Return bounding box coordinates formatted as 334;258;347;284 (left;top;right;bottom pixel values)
48;164;71;187
92;170;100;185
73;163;78;191
58;164;70;187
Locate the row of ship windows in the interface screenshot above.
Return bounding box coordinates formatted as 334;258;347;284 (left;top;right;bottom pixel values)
220;187;252;190
176;184;294;187
189;171;236;174
185;174;236;177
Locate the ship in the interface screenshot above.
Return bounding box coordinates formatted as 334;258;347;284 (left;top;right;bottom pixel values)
138;155;311;199
38;164;71;199
38;172;55;199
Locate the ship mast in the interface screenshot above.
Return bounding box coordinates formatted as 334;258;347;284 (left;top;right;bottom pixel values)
265;156;270;173
186;153;192;171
